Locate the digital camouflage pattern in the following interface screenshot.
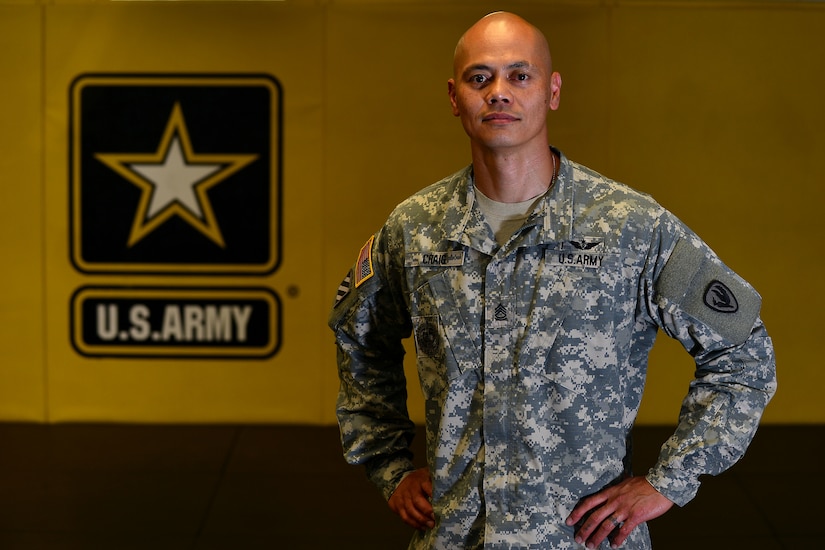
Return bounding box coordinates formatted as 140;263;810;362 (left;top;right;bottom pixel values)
329;151;776;549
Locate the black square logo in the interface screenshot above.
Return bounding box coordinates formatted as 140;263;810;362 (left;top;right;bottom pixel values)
70;74;281;275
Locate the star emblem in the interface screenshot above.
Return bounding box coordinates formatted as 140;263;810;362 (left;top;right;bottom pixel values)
95;102;258;248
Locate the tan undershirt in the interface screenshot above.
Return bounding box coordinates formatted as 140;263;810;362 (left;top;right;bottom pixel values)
474;186;545;246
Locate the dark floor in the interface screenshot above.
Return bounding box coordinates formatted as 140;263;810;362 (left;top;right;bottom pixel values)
0;423;820;549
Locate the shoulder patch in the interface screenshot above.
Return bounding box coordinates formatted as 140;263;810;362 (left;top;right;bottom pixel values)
657;239;761;345
334;270;352;308
704;280;738;313
354;235;375;288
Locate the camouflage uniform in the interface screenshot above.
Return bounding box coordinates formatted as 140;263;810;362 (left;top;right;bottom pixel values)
330;151;776;549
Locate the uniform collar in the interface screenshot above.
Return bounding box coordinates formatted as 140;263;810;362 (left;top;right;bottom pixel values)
443;147;573;253
535;147;573;245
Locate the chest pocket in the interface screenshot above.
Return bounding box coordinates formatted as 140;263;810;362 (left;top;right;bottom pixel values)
521;249;620;401
410;271;480;399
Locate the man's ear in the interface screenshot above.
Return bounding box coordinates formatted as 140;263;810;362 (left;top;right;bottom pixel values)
549;72;562;111
447;79;461;117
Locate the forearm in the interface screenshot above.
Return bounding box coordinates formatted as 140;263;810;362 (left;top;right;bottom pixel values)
646;319;776;505
335;336;417;498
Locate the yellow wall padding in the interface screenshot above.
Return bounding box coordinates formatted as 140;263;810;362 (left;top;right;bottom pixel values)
0;1;821;424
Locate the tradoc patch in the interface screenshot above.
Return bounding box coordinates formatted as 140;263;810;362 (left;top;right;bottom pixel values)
657;239;761;345
354;236;375;288
704;280;738;313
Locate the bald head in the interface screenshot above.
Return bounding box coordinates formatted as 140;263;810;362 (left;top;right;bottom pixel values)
446;10;562;171
453;12;553;78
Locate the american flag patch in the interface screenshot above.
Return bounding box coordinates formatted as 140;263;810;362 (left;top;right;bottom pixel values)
334;271;352;307
354;235;375;288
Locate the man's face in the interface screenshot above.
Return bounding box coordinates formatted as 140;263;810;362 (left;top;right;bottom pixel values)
448;20;561;153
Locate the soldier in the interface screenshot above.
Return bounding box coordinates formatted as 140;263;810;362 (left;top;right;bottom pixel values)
329;11;776;550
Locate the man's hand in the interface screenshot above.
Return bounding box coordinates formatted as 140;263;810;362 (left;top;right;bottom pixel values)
388;467;435;531
565;476;674;548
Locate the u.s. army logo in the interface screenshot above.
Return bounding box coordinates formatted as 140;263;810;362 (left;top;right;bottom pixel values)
71;286;280;359
69;74;281;274
68;74;283;359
